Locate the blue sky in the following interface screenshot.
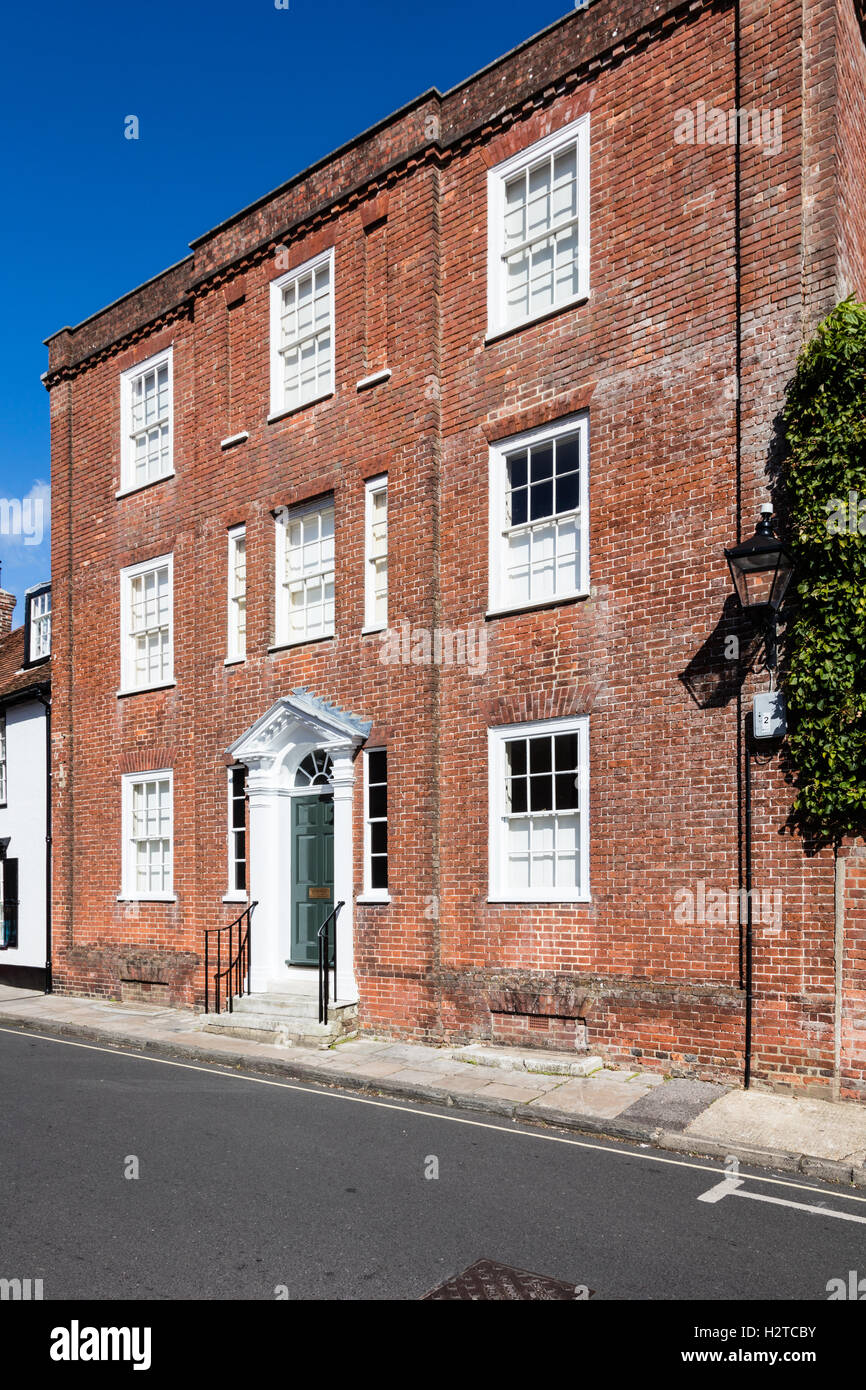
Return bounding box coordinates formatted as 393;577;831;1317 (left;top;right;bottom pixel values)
0;0;571;622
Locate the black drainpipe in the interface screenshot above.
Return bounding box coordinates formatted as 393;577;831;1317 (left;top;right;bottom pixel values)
732;0;752;1087
743;712;753;1087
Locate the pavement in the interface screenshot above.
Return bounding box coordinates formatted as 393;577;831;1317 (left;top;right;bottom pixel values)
1;983;865;1187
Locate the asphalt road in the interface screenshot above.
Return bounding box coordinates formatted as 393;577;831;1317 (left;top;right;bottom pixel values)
1;1023;864;1301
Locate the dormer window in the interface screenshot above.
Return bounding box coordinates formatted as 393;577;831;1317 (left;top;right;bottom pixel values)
24;584;51;666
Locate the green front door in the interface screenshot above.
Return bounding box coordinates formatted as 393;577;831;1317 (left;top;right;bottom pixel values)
290;795;334;964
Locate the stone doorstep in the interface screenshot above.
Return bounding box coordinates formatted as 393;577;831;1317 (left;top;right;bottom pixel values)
448;1044;607;1078
200;1003;358;1050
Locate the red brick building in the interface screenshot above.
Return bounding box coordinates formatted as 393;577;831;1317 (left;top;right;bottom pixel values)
44;0;866;1094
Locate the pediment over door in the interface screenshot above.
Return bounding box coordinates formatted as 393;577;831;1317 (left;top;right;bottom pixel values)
227;688;371;779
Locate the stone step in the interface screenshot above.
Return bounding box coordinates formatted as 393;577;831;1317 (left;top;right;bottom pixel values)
200;1005;357;1048
450;1045;604;1078
232;991;326;1020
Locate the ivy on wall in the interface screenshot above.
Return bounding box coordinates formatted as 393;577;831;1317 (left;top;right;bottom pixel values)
785;296;866;837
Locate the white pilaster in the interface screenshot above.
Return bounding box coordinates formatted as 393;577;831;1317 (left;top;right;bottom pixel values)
245;758;291;992
331;748;358;1004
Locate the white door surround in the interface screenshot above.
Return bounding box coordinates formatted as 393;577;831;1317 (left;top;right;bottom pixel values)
227;689;371;1003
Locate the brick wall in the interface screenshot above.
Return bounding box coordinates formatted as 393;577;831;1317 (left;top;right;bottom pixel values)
838;842;866;1101
46;0;866;1092
836;0;866;298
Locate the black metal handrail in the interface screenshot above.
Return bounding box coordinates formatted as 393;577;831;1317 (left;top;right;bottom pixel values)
205;901;257;1015
317;900;345;1025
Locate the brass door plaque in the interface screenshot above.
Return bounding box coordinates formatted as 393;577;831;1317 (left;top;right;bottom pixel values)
308;886;331;900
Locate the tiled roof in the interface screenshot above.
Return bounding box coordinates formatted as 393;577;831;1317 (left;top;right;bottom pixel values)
0;626;50;703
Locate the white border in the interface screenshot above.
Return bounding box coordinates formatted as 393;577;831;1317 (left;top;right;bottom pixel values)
0;710;6;807
363;474;388;634
268;247;335;419
360;745;390;902
118;346;175;497
486;115;590;340
487;714;590;903
118;552;174;696
224;764;248;902
273;498;336;649
119;767;176;902
487;412;590;616
226;524;246;664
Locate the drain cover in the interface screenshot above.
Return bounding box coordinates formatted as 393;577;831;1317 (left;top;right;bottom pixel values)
422;1258;593;1301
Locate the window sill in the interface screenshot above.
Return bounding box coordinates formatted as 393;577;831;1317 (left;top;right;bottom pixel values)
486;590;589;621
117;893;178;903
485;292;589;346
115;472;176;500
360;624;387;636
268;633;335;653
224;656;246;667
487;893;591;905
222;893;249;904
117;680;177;698
357;893;391;904
220;431;249;450
267;390;333;425
356;369;391;392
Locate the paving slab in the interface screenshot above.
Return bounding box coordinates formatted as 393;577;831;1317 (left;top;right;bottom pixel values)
621;1079;728;1131
433;1072;494;1094
526;1076;648;1120
342;1059;407;1079
685;1089;866;1161
364;1042;447;1064
386;1068;459;1089
482;1081;552;1104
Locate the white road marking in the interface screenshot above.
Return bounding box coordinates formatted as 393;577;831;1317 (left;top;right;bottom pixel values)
1;1020;865;1209
697;1174;866;1223
697;1176;744;1203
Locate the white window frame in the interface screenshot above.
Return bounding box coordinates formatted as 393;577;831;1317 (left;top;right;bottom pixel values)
488;413;589;616
119;768;175;902
119;553;175;696
268;247;335;420
488;715;590;903
224;765;248;903
486;115;590;340
363;474;388;633
0;711;6;806
273;499;336;649
28;587;52;661
359;746;390;903
118;347;174;497
226;525;247;664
